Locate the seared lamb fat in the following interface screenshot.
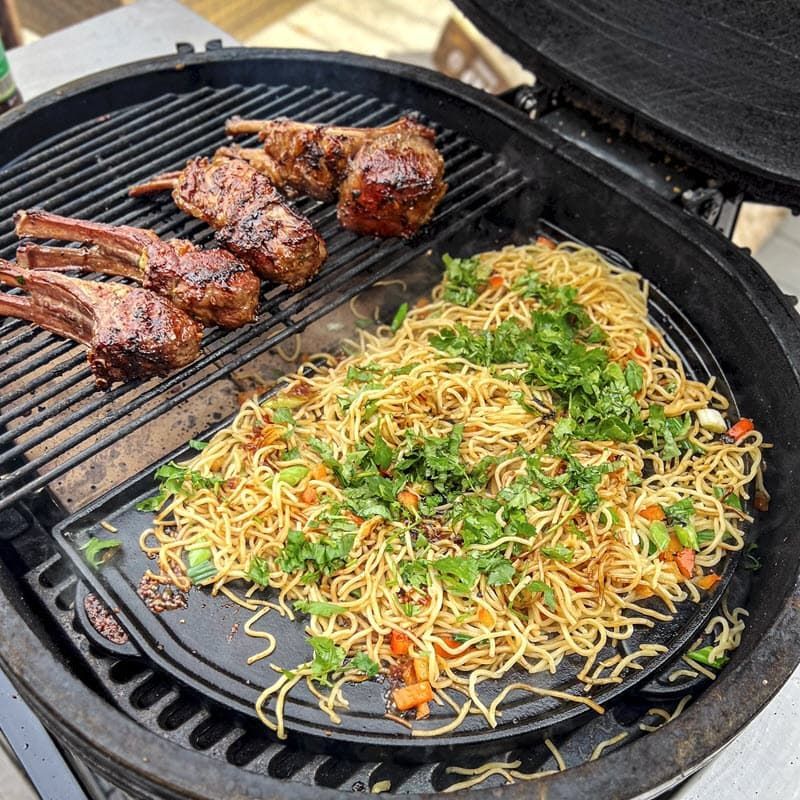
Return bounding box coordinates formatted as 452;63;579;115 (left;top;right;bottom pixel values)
14;210;260;329
129;157;327;288
0;260;201;388
223;116;447;238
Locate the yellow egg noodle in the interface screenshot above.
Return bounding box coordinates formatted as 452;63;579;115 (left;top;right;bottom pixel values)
139;240;763;756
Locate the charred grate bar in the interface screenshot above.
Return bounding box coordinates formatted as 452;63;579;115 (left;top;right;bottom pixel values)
23;550;672;796
0;82;529;512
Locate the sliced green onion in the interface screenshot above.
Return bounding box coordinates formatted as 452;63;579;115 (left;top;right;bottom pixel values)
674;524;699;551
187;560;217;584
391;302;409;332
187;547;212;567
278;465;309;486
649;520;670;552
686;646;729;669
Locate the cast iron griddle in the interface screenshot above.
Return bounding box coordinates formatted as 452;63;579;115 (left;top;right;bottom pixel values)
53;228;745;762
456;0;800;207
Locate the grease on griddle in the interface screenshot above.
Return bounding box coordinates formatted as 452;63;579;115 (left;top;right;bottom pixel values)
137;574;187;613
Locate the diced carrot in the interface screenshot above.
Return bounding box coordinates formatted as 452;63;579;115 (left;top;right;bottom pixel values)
300;486;318;505
415;701;431;720
488;274;504;289
676;548;696;578
309;463;329;480
401;661;416;686
696;572;722;590
725;418;754;442
413;657;429;683
639;505;665;522
433;635;465;659
659;533;683;562
633;585;654;599
392;681;433;711
536;235;557;250
390;630;410;656
397;490;419;510
477;606;494;627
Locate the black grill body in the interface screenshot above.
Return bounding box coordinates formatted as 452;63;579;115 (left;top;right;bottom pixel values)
0;49;798;800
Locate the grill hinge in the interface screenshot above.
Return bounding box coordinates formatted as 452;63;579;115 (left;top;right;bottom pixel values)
502;84;743;239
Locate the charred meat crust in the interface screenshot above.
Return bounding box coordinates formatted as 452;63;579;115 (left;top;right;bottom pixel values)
15;209;260;329
0;260;202;389
224;116;446;238
172;157;327;288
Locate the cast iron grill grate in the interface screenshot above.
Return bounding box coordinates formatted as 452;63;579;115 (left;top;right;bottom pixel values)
25;547;687;797
0;81;529;512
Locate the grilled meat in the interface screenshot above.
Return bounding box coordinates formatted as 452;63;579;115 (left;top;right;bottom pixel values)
129;157;327;288
14;210;260;329
0;260;202;389
223;116;447;238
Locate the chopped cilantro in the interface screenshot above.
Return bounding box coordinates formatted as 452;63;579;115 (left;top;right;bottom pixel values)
278;529;355;582
273;407;296;427
246;555;270;587
80;536;121;569
540;545;574;563
308;636;346;685
350;652;380;678
136;461;223;512
294;600;346;617
527;580;556;610
442;254;492;306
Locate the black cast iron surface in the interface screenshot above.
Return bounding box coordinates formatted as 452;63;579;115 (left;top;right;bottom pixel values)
456;0;800;207
0;76;526;513
0;49;798;800
51;228;744;763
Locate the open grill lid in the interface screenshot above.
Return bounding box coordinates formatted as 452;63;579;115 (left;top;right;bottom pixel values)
456;0;800;208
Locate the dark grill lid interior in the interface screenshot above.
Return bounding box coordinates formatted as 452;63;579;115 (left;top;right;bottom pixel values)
456;0;800;207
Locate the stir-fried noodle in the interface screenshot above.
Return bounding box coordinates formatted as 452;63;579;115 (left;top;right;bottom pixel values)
139;240;762;738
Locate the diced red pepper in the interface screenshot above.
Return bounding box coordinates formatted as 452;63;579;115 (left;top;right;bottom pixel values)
392;681;433;711
488;274;505;289
725;418;754;442
696;572;721;590
536;235;557;250
639;505;665;522
676;548;696;578
390;630;410;656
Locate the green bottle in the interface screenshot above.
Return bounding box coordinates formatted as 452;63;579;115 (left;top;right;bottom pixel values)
0;38;22;113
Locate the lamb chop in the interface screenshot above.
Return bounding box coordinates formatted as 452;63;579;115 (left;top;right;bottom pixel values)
14;210;260;330
129;156;327;289
222;116;447;238
0;261;202;389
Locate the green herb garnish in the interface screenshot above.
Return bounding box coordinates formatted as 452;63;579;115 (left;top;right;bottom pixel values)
391;302;409;331
308;636;346;685
80;536;121;568
294;600;346;617
350;652;380;678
